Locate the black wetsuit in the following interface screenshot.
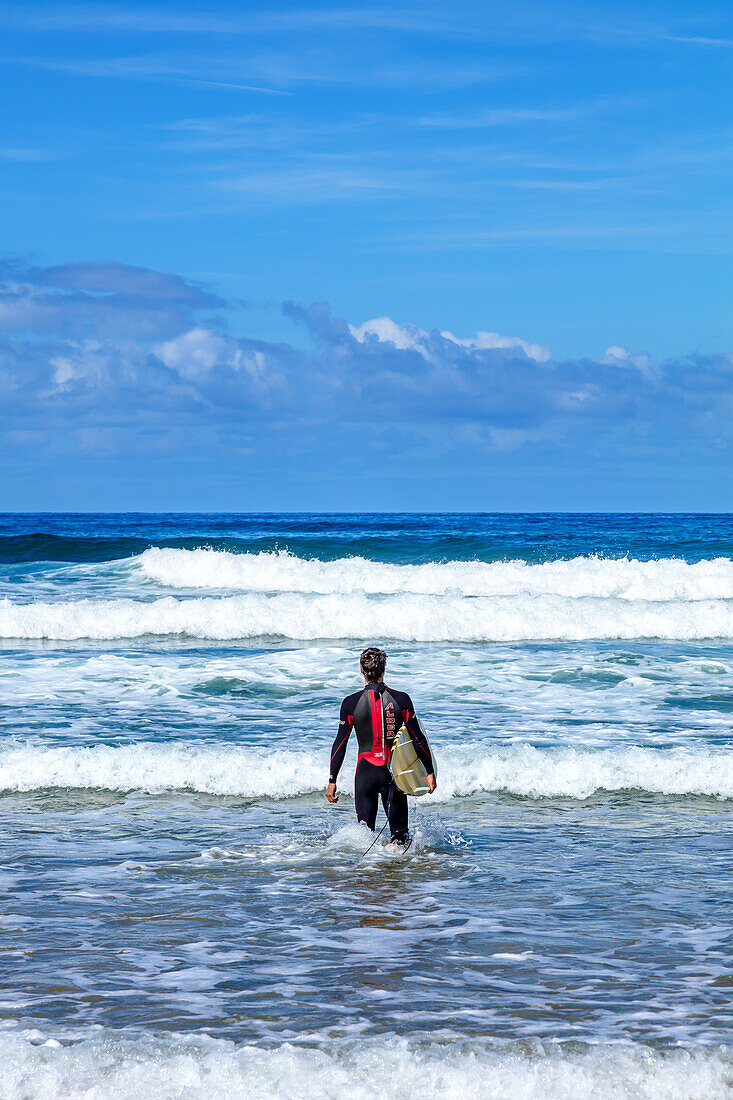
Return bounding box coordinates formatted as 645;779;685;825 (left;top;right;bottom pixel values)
329;682;434;843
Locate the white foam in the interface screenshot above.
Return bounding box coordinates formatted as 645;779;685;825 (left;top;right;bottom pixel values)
435;744;733;801
325;814;459;857
6;550;733;642
0;743;323;799
0;1030;731;1099
3;587;733;641
4;742;733;802
137;548;733;601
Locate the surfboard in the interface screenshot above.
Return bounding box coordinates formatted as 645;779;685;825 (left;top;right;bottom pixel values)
389;723;436;796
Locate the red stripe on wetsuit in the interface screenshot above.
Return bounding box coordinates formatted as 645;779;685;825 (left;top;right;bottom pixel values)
359;688;386;766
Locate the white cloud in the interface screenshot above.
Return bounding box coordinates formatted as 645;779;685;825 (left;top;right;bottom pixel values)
155;327;229;378
603;344;656;377
49;341;113;387
350;314;550;362
349;316;423;351
154;327;276;386
441;328;551;362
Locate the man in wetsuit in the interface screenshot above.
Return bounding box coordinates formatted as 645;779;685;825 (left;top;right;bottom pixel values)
326;647;436;844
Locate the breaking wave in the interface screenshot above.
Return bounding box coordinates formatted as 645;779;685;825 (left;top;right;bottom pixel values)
5;550;733;641
2;589;733;641
4;742;733;802
138;548;733;601
1;1030;732;1100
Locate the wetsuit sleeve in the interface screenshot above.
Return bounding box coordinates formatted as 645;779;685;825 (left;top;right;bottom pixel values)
329;697;354;783
401;693;435;774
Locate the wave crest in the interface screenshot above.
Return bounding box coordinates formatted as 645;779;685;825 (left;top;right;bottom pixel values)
138;548;733;601
1;1030;731;1100
2;588;733;641
3;743;733;802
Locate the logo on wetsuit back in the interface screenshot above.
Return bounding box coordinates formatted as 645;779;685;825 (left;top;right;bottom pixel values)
385;698;396;741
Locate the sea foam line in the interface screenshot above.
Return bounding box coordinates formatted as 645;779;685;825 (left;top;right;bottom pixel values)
137;547;733;601
3;743;733;801
3;590;733;641
1;1031;731;1100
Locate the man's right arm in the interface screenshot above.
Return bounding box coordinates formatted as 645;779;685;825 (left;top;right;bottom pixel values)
327;698;354;801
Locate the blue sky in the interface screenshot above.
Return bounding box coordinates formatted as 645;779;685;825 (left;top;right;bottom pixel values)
2;0;733;510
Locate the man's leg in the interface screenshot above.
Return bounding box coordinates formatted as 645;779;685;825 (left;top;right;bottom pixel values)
354;759;380;829
382;779;409;844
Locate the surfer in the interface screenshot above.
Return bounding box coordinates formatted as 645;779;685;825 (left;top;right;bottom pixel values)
326;647;436;845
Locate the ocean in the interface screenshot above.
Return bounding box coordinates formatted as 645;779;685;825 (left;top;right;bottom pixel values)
2;513;733;1098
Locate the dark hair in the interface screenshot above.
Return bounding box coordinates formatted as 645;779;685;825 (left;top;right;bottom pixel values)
360;647;387;681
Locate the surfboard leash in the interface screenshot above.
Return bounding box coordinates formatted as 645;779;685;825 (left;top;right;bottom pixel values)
356;817;390;862
355;780;395;862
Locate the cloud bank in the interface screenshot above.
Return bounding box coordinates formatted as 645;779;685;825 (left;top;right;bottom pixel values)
3;258;733;506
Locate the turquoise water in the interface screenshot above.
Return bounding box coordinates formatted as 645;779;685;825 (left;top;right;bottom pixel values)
2;514;733;1097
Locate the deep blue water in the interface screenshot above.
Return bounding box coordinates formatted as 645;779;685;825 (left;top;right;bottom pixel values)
3;511;733;563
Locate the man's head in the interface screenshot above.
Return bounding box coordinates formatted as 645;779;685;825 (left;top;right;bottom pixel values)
360;647;387;683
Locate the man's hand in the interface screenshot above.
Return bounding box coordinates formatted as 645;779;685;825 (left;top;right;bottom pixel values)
426;773;437;794
326;782;339;803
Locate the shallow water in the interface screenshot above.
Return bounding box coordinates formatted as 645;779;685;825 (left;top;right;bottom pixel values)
2;514;733;1097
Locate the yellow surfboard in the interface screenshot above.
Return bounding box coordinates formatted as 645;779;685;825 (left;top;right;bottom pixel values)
389;724;435;797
